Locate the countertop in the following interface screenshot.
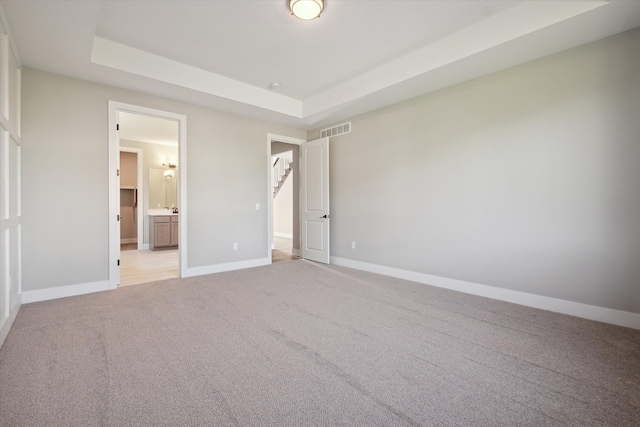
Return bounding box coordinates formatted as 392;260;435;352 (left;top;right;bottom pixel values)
148;209;179;216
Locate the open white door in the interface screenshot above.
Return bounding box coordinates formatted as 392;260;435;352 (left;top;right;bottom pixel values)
301;137;330;264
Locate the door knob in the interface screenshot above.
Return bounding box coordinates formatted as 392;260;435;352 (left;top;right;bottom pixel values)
321;214;330;219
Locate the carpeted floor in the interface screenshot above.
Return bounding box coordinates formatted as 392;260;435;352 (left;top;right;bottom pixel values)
1;260;639;426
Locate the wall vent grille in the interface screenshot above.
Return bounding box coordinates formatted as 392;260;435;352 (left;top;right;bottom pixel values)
321;122;351;138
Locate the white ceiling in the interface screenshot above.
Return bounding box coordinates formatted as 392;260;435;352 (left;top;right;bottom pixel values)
3;1;640;130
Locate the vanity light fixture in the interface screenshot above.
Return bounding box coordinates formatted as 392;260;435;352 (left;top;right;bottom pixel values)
290;0;323;20
162;161;177;168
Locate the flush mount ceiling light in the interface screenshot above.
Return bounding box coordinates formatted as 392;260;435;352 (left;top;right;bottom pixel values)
290;0;324;20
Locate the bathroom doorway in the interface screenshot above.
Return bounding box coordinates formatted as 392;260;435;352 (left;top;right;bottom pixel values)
119;117;179;286
108;102;187;289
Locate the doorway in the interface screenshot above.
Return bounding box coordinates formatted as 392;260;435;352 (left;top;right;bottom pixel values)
119;148;143;250
267;134;305;263
108;102;187;290
119;119;179;286
272;147;295;263
267;134;331;265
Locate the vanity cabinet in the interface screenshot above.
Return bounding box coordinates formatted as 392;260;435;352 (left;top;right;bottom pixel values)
150;215;178;250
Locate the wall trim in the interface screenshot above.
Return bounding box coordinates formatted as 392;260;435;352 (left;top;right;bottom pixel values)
184;258;270;278
292;248;301;257
0;115;20;143
0;3;22;68
0;296;21;349
331;257;640;330
274;232;293;239
22;280;110;304
120;238;138;244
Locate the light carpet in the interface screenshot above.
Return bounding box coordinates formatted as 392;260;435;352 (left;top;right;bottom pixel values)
1;260;639;426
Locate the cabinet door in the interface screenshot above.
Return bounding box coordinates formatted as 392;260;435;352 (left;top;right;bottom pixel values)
155;222;172;247
170;220;179;246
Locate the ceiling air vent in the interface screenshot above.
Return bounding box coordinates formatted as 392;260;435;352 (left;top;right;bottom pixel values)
321;122;351;138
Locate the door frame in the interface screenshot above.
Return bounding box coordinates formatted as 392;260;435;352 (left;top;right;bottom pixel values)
118;147;144;250
108;101;188;289
266;133;305;263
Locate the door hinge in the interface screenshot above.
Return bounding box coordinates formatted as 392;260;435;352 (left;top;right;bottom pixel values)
117;124;120;131
117;169;120;176
117;259;120;266
117;214;120;221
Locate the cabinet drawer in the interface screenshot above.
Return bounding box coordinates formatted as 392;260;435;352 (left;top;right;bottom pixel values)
154;216;171;223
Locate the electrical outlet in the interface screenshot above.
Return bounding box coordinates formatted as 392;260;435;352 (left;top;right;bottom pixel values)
351;242;356;249
233;243;238;250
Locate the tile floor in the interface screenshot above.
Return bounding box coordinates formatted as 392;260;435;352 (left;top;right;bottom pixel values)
119;247;178;287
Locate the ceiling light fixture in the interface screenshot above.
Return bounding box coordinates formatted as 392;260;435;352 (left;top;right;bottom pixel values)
290;0;324;20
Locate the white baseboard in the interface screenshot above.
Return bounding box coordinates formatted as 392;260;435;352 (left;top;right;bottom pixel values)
22;280;111;304
274;232;293;239
184;257;270;278
140;243;149;250
331;257;640;330
292;248;301;257
0;297;21;349
120;238;138;244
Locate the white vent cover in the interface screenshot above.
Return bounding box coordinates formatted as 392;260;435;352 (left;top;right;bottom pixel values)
320;122;351;138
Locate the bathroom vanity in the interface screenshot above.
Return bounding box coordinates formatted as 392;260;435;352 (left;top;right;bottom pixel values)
149;211;178;250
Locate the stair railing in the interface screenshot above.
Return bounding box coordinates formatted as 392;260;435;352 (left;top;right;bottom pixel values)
272;156;293;198
273;158;282;189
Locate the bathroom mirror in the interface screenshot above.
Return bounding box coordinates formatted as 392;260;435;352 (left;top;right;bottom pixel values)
149;168;177;209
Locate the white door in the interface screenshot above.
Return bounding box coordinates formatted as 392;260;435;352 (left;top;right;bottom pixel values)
301;137;330;264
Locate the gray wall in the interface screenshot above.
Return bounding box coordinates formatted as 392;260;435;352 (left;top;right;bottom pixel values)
21;68;305;292
309;27;640;314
